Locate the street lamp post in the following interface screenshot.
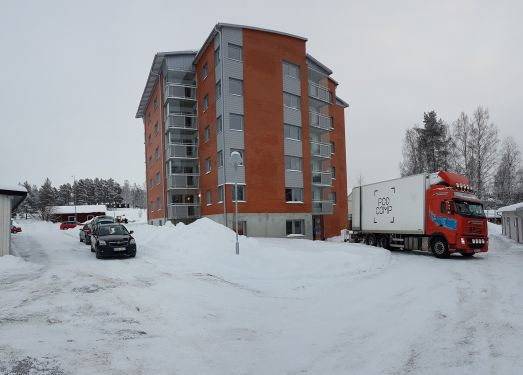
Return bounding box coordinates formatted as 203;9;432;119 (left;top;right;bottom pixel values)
72;175;77;223
230;151;243;255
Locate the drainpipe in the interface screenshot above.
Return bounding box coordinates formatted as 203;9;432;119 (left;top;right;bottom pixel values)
214;25;228;227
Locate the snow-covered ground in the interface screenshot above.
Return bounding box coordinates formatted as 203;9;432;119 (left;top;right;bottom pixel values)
1;220;523;374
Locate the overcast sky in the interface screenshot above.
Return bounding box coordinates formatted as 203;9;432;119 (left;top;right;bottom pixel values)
1;0;521;191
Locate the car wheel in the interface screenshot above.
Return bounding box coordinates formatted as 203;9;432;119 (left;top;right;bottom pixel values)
431;237;450;259
95;249;102;259
130;251;136;258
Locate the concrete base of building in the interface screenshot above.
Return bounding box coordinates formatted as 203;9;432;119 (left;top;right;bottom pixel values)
205;212;313;240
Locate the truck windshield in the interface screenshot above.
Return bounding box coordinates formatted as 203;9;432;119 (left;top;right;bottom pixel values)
454;200;485;218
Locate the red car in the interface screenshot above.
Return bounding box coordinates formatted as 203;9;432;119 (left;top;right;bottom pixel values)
60;221;78;230
11;220;22;233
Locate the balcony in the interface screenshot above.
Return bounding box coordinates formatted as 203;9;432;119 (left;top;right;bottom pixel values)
308;82;332;103
310;141;331;159
164;84;197;101
312;171;332;186
168;204;201;220
167;174;200;190
312;200;333;215
166;144;199;159
165;114;198;131
309;111;333;131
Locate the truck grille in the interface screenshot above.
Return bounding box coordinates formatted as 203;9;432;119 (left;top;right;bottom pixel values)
465;226;482;235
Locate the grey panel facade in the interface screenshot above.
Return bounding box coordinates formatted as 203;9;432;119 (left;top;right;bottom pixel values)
284;107;302;126
164;55;195;72
285;170;304;188
283;75;301;96
284;138;303;157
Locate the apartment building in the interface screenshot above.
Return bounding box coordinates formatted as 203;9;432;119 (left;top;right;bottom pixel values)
136;23;349;239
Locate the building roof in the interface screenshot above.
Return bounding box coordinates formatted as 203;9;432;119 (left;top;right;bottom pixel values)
193;23;307;65
50;205;108;214
0;185;27;210
306;54;333;75
135;50;198;119
336;96;350;108
498;202;523;212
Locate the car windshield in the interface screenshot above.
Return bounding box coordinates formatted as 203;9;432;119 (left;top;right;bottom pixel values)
98;225;129;236
454;200;485;218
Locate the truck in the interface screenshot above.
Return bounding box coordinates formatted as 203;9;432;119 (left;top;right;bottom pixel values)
348;171;488;258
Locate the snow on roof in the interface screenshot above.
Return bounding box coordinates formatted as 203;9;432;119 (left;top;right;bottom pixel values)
50;205;107;214
497;202;523;212
0;185;27;194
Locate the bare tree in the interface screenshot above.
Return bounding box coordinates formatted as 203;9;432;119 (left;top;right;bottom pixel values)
400;128;423;176
452;112;474;177
494;137;521;205
469;106;498;199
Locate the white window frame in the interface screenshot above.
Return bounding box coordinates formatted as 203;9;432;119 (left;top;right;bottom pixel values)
206;190;212;206
286;219;305;236
284;124;301;140
285;188;304;203
205;157;211;174
283;61;300;79
204;126;210;143
202;62;208;80
285;156;303;172
283;92;301;110
203;95;209;112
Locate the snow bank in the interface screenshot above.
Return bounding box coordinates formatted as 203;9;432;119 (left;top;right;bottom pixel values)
0;255;40;277
488;222;502;235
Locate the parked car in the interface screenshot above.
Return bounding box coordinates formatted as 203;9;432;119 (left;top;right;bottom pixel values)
60;221;78;230
90;223;136;259
79;224;89;242
85;216;116;245
11;219;22;233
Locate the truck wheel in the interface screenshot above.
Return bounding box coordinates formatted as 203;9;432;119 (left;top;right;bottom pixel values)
431;237;450;259
378;236;390;250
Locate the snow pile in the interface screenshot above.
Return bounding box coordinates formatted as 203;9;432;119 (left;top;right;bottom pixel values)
0;255;40;277
488;222;502;235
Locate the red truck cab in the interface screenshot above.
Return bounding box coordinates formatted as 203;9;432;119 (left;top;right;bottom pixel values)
425;171;488;256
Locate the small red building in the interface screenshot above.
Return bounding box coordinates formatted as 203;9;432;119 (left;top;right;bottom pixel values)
51;205;107;223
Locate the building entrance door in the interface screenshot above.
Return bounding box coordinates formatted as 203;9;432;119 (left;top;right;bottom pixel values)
313;215;324;241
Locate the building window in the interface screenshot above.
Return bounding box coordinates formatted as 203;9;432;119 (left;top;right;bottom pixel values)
234;220;247;236
155;147;159;160
217;116;223;133
206;190;212;205
156;172;160;185
205;157;211;174
230;113;244;131
283;92;301;110
204;126;210;143
157;197;161;210
216;81;221;100
218;185;224;202
285;188;304;202
286;219;304;236
285;156;303;171
229;78;243;96
148;156;152;168
232;185;246;202
283;61;300;78
217;151;223;167
228;43;243;61
331;166;336;179
331;192;337;204
203;95;208;112
330;141;335;154
230;148;244;166
202;62;208;80
148;134;151;146
149;178;153;190
149;200;154;211
154;122;159;135
154;97;158;111
284;124;301;140
214;46;220;66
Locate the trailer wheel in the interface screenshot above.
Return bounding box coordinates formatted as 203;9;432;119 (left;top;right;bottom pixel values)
431;237;450;259
378;235;390;250
367;234;377;247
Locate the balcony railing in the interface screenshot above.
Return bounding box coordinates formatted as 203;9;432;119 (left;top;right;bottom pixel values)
310;141;331;159
166;144;199;159
308;82;332;103
312;171;332;186
309;111;333;131
166;174;200;190
165;114;198;130
168;204;201;220
164;84;197;101
312;200;333;215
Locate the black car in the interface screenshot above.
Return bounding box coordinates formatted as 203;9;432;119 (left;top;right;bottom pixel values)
90;223;136;259
85;216;116;245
